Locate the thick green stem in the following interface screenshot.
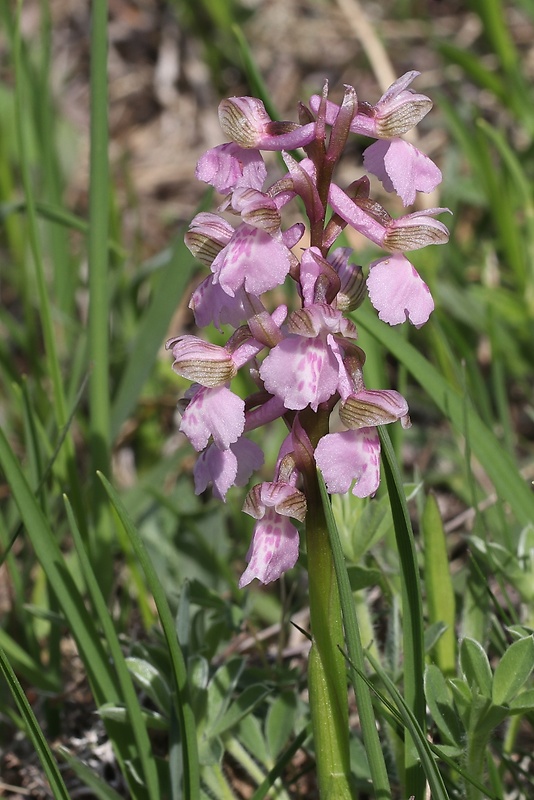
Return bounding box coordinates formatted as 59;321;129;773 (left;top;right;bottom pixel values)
305;469;353;800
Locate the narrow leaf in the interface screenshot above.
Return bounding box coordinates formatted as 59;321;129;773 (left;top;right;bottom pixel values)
422;493;456;674
0;647;70;800
65;498;161;799
356;306;534;526
98;472;200;799
379;425;426;799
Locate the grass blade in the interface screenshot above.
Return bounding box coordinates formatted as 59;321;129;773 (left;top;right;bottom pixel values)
378;425;426;800
0;426;119;704
64;496;161;800
110;236;197;438
57;746;124;800
355;306;534;526
422;494;456;675
97;471;200;799
0;646;70;800
364;650;450;800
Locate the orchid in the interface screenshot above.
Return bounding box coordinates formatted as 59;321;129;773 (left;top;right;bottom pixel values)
167;71;448;800
168;72;448;587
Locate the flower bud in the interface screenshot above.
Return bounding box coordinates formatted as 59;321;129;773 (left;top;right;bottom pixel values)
219;97;316;151
243;481;307;523
184;213;234;267
230;187;281;233
383;209;450;252
166;335;237;386
339;389;410;429
327;248;366;311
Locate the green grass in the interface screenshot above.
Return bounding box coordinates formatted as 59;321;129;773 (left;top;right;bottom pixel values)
0;1;533;798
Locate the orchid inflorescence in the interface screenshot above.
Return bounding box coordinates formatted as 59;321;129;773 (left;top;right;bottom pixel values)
167;72;449;588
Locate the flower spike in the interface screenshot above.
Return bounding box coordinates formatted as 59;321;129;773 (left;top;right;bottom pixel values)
168;68;448;586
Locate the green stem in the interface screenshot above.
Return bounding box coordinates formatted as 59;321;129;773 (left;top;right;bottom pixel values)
465;732;488;800
304;469;353;800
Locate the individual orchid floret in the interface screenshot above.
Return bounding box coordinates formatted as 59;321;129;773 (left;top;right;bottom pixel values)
339;388;410;430
260;306;356;411
195;142;267;194
239;479;305;587
367;254;434;327
238;509;300;587
363;138;442;207
243;480;307;523
211;223;292;297
227;187;281;234
329;184;450;253
315;427;381;498
309;71;433;139
358;71;433;138
219;96;316;151
179;384;245;452
383;208;450;252
166;335;237;386
194;437;264;501
189;275;251;331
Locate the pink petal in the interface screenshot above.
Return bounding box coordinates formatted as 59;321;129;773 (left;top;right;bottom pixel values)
195;143;266;194
367;254;434;327
328;183;386;246
239;509;299;587
233;437;264;485
189;275;249;330
180;386;245;451
363;139;442;206
194;445;237;500
211;224;291;297
260;335;340;411
193;437;263;501
315;428;381;498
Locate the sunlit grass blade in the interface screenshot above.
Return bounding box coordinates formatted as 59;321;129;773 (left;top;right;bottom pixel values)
13;1;85;528
86;0;114;593
0;646;70;800
0;374;89;570
233;26;276;119
364;651;450;800
0;427;120;704
64;496;161;800
422;494;456;675
87;0;111;466
0;629;58;693
317;470;392;800
355;306;534;526
110;235;197;438
437;42;507;103
378;425;425;800
97;471;200;799
0;199;126;257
